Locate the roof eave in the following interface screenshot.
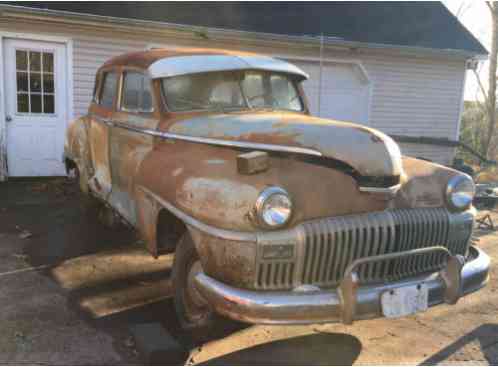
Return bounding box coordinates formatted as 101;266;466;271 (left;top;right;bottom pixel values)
0;4;488;60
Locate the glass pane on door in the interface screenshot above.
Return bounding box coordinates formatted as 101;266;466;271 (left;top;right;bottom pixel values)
15;49;55;114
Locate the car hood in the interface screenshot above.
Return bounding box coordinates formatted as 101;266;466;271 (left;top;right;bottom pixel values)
167;112;403;177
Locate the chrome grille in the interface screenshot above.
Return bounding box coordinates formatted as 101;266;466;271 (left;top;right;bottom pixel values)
255;207;473;290
256;262;295;290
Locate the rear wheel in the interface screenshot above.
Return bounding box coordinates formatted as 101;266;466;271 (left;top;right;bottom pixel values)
172;232;216;331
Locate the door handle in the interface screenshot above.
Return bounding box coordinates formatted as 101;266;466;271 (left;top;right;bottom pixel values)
5;115;12;122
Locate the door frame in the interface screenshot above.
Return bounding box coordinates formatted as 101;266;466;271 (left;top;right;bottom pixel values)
0;31;73;180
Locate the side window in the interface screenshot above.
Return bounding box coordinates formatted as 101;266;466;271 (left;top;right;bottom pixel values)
92;74;99;103
100;72;118;109
121;72;153;112
243;73;265;108
270;75;303;111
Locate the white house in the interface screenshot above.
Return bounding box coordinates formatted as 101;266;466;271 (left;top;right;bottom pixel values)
0;2;487;179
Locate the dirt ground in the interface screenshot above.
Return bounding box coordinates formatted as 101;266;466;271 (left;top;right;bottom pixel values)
0;178;497;365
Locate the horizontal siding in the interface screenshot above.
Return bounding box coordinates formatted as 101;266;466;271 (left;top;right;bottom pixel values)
364;55;464;165
72;36;146;116
292;54;464;165
0;19;465;166
364;54;464;140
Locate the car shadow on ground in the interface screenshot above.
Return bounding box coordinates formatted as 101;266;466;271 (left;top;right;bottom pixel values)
0;178;363;365
195;331;362;366
0;177;136;266
420;324;498;365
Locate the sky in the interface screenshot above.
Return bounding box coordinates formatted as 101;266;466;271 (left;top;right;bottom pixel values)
442;1;491;101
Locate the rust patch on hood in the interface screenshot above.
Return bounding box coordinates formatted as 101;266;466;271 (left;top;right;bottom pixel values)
162;111;402;178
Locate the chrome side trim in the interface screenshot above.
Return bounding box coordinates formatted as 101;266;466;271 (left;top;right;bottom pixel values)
194;246;489;325
358;184;401;195
136;186;257;242
111;120;323;157
94;116;114;127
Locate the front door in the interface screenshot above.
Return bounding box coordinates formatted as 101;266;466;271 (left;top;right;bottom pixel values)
4;38;67;176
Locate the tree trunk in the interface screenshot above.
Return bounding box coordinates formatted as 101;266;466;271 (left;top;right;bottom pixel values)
486;2;498;159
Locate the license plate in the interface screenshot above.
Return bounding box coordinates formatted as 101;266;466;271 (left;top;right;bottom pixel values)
381;284;428;318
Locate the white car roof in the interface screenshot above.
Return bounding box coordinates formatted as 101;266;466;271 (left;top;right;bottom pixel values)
148;54;309;79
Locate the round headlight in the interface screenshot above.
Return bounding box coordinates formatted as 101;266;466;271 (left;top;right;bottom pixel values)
446;174;475;211
255;187;293;228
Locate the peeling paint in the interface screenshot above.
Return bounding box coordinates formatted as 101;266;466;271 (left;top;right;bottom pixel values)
172;167;184;177
167;112;403;177
177;178;258;228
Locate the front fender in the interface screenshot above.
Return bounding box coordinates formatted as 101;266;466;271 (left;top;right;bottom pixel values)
134;140;388;233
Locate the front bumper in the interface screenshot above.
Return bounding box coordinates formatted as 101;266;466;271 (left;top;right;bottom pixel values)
194;246;490;325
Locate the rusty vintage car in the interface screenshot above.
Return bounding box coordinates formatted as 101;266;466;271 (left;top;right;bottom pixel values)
64;48;490;330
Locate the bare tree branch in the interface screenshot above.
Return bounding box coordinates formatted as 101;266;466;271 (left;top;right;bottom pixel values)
473;69;489;105
456;1;471;18
485;2;498;158
486;1;494;13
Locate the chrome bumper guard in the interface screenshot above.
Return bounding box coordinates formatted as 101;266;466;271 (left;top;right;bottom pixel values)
194;246;490;325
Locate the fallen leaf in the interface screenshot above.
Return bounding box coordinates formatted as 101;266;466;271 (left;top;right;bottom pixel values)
19;230;32;239
12;253;28;261
124;336;135;348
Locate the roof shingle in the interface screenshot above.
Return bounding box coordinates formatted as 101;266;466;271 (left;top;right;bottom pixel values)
2;1;487;55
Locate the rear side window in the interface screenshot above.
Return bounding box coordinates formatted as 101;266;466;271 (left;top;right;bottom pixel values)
92;75;99;103
121;72;153;112
100;72;118;109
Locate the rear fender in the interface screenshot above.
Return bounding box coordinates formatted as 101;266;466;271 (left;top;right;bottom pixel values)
65;116;92;193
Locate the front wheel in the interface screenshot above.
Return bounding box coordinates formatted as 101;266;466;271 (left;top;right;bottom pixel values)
172;232;216;330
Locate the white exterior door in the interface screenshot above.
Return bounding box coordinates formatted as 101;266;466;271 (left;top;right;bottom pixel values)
292;60;371;125
3;39;67;176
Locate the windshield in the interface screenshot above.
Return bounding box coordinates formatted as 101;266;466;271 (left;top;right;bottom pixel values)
161;70;303;112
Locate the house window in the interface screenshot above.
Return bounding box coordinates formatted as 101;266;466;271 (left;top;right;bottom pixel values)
16;50;55;114
100;72;118;109
121;72;153;112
